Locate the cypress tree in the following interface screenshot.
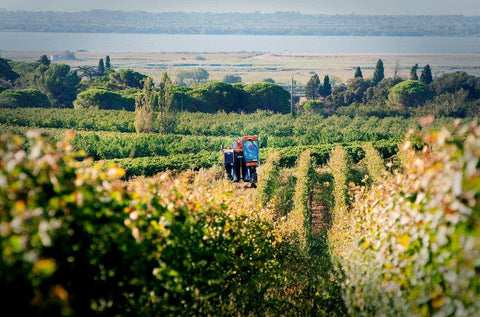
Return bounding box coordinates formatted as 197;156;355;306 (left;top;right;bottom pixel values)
410;64;418;80
97;58;105;75
105;55;111;69
321;75;332;97
354;66;363;78
372;59;384;85
305;73;320;100
420;64;433;84
37;54;51;66
134;77;157;133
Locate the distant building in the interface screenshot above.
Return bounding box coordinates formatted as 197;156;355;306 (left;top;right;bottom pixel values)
50;51;76;61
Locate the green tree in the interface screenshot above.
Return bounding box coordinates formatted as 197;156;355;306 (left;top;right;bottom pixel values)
372;59;384;85
77;66;100;80
158;71;172;110
320;75;332;97
176;68;209;85
364;77;403;106
73;88;135;111
105;55;111;69
36;55;50;66
305;74;320;100
0;58;19;84
0;89;50;108
431;71;480;100
188;81;248;113
388;80;433;109
244;82;290;113
345;77;370;104
410;64;418;80
167;85;195;112
109;69;147;89
354;66;363;78
25;64;80;108
97;58;105;76
420;64;433;84
223;74;242;84
157;72;177;134
301;100;324;115
134;77;157;133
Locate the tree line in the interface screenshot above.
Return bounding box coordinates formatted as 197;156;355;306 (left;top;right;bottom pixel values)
301;59;480;118
2;10;480;36
2;54;480;120
0;55;290;119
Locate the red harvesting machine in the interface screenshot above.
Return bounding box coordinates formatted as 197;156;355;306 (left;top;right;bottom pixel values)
222;135;259;187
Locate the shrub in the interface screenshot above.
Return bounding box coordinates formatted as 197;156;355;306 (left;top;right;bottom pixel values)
300;100;325;115
331;122;480;315
0;131;287;315
73;88;135;111
0;89;50;108
388;80;433;109
361;142;385;183
288;150;316;245
328;145;350;214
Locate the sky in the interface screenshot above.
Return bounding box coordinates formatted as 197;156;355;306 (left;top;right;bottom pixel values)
1;0;480;15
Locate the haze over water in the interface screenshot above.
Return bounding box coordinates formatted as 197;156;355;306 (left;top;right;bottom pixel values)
1;32;480;53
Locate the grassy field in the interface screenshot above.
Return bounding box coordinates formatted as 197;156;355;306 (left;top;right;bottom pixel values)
3;50;480;87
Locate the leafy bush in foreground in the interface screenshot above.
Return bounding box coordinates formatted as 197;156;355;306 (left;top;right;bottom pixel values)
330;122;480;316
0;132;284;315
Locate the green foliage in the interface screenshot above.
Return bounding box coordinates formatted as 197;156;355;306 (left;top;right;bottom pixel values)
420;64;433;84
0;108;135;132
73;88;134;111
0;132;293;315
36;55;51;66
372;59;385;85
188;81;248;113
289;150;316;245
343;77;370;105
388;80;433;108
134;78;157;133
431;71;480;100
256;151;282;208
105;55;111;69
176;68;209;85
0;57;19;83
113;151;220;177
361;142;385;184
321;75;332;97
0;89;51;109
420;89;480;118
109;69;146;89
97;58;105;76
328;145;350;214
330;123;480;315
300;100;325;115
223;74;242;83
0;108;466;177
364;77;404;106
354;66;363;78
305;73;321;100
243;82;290;113
410;63;418;80
18;63;80;108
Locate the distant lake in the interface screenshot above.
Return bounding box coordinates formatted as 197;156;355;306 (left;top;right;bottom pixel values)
1;32;480;53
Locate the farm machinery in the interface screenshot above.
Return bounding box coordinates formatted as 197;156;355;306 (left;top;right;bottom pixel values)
222;135;259;187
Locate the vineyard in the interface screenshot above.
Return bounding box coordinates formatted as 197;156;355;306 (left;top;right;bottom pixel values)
1;107;479;315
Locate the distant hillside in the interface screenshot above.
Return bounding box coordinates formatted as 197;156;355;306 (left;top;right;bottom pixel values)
1;10;480;36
